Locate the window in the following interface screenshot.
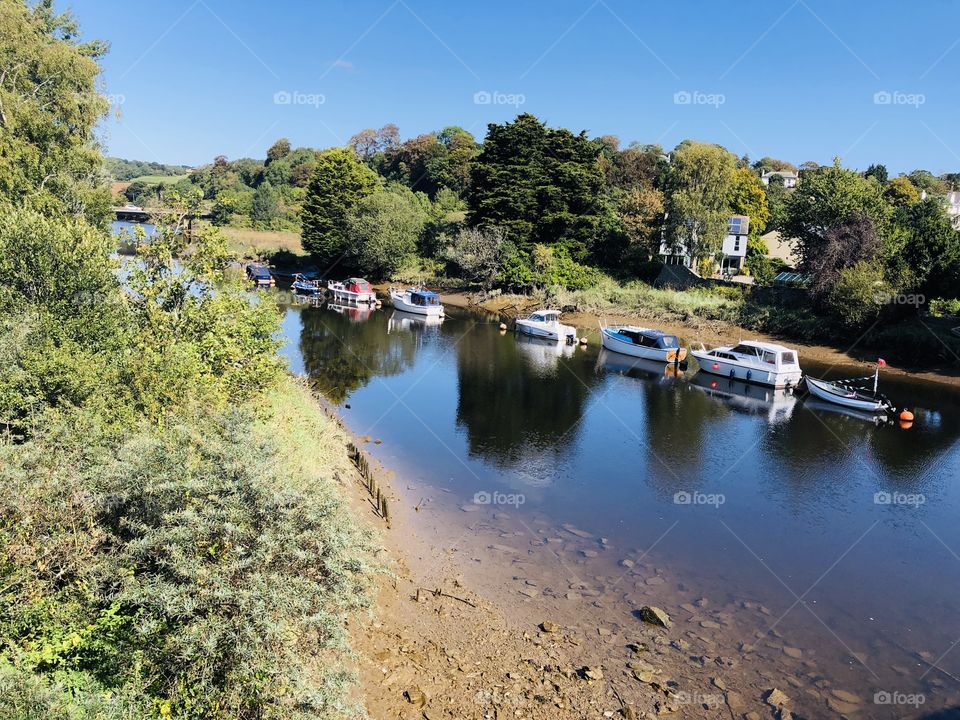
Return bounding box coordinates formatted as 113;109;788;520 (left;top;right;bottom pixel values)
780;352;797;365
732;344;760;356
763;351;777;364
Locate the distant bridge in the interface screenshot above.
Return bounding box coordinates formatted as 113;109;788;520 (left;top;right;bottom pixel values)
114;205;211;222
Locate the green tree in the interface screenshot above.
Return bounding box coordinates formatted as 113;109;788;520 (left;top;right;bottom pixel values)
884;176;920;208
301;147;381;271
662;141;736;265
250;180;280;226
783;158;891;272
864;163;888;184
467;113;608;261
265;137;291;164
444;226;506;288
346;188;426;278
896;198;960;298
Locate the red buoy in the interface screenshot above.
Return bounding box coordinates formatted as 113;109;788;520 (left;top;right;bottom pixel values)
712;363;720;370
900;410;915;422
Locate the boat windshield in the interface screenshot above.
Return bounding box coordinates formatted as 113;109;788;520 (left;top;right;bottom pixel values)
410;291;439;306
658;335;679;348
732;344;761;357
530;313;545;322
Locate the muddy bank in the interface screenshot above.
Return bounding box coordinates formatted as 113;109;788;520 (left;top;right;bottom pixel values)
433;288;960;390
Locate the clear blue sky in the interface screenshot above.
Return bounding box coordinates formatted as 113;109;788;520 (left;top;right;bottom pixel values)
72;0;960;174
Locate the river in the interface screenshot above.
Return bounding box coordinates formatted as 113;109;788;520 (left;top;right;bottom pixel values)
278;296;958;717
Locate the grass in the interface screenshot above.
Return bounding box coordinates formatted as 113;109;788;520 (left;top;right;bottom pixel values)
127;174;191;184
216;225;305;259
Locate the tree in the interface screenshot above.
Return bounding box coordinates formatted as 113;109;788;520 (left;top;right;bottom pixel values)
0;0;111;226
728;167;771;277
804;212;882;300
250;181;280;226
346;188;426;277
753;157;797;173
662;141;736;265
907;169;949;195
444;227;507;288
301;147;380;270
896;198;960;298
618;187;665;260
864;163;888;184
884;176;921;207
467;113;608;261
349;124;399;162
604;144;665;191
265;137;291;164
783;158;891;273
764;175;790;232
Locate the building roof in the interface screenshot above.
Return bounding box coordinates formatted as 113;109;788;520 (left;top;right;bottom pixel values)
762;170;798;179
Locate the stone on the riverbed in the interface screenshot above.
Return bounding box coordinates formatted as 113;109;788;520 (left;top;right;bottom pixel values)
782;646;803;659
765;688;791;707
562;523;593;538
403;687;427;706
639;605;672;628
830;689;861;704
539;620;560;633
582;666;604;680
620;558;635;568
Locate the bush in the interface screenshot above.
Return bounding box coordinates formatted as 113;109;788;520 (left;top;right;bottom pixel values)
930;297;960;318
826;262;886;329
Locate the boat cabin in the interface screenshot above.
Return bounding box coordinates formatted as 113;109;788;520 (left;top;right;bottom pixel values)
528;310;562;323
610;327;680;350
409;289;441;307
713;342;798;368
345;278;373;294
246;265;273;285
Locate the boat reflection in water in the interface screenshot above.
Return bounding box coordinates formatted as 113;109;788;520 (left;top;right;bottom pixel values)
326;300;376;323
597;348;685;383
689;371;797;424
514;333;575;375
801;396;890;425
387;309;444;334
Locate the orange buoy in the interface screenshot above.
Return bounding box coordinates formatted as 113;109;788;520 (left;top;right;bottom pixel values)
899;420;914;430
899;410;915;422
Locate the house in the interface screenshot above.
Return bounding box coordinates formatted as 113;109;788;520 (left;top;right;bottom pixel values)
761;230;799;268
658;215;750;275
761;170;798;188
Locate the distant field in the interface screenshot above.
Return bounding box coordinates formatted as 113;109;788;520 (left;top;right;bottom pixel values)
128;174;190;184
218;226;305;258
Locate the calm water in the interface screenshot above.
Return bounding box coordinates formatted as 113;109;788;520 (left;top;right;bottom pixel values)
279;298;960;717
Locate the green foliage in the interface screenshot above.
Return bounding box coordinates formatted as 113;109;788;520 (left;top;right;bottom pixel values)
894;198;960;298
929;298;960;317
250;180;281;227
728;167;769;240
106;158;192;182
827;262;886;329
467;113;610;261
884;176;920;207
346;186;426;278
444;226;507;288
301;147;381;270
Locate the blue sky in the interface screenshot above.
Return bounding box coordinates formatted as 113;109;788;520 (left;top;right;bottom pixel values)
73;0;960;174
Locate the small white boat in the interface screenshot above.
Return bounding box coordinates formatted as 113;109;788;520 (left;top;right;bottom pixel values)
327;277;376;304
601;324;686;363
515;310;576;343
804;376;893;414
389;287;444;317
691;340;802;388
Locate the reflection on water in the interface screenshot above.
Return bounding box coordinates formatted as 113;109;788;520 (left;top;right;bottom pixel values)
280;298;960;714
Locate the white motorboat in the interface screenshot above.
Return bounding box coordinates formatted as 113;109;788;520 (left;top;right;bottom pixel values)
389;287;444;317
691;340;803;388
600;324;686;363
515;310;576;343
327;277;377;304
804;366;894;414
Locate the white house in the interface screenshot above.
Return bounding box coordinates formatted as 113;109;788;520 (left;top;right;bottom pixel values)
761;170;798;189
659;215;750;275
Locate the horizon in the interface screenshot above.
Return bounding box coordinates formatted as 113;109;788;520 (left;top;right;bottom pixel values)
78;0;960;175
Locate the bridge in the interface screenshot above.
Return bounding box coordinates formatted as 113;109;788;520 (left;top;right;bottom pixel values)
114;205;211;222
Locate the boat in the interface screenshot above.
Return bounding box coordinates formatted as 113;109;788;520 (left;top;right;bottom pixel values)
690;372;797;424
291;274;323;296
600;324;686;363
327;277;376;304
515;310;577;343
389;287;444;317
245;264;274;287
803;362;894;414
691;340;802;388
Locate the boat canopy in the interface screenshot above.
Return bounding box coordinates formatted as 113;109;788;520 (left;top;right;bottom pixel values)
345;278;372;292
529;310;561;322
248;265;271;279
610;327;679;349
409;289;441;306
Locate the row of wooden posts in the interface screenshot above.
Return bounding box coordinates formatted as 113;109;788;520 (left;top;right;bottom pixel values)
348;441;390;525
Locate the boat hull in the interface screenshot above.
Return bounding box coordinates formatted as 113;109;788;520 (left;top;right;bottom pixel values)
516;319;575;342
390;292;444;317
601;329;686;363
691;350;802;388
330;289;376;304
805;377;889;413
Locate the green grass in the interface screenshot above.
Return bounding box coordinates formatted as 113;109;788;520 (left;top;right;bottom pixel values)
213;225;305;259
127;174;190;184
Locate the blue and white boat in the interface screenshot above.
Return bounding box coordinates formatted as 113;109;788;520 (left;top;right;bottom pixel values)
600;324;686;363
389;287;444;317
291;274;323;296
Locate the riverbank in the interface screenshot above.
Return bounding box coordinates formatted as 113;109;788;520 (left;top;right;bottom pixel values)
435;287;960;390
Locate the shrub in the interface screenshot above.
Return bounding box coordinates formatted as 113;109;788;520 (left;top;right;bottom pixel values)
929;297;960;318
